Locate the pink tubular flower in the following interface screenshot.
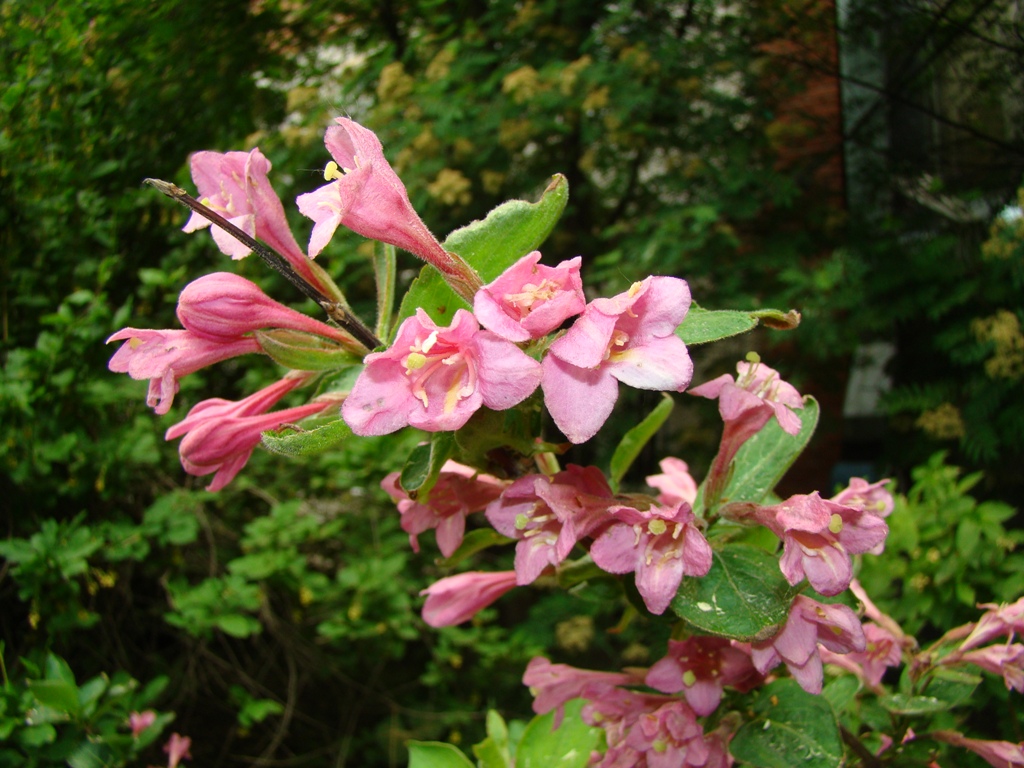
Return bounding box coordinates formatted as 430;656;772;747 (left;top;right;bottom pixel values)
420;570;518;627
382;460;506;556
742;492;888;596
184;148;327;292
166;374;330;491
341;308;541;436
485;465;614;585
176;271;361;348
751;595;866;695
961;596;1024;651
107;328;261;415
472;251;585;342
163;733;192;768
645;636;762;716
956;643;1024;692
297;118;481;295
523;657;642;727
128;710;156;738
831;477;895;518
820;622;903;687
541;276;694;444
621;700;730;768
590;501;713;615
646;457;699;507
931;731;1024;768
690;358;803;503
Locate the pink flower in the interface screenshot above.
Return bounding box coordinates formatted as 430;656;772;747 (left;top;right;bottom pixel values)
341;308;541;435
485;465;614;585
541;276;693;444
931;731;1024;768
961;596;1024;651
107;328;261;415
742;492;888;596
420;570;518;627
590;502;712;615
472;251;585;342
163;733;192;768
957;643;1024;692
820;622;902;687
831;477;894;518
646;457;699;507
166;375;330;491
184;149;327;292
176;271;360;348
690;358;803;504
751;595;866;695
128;710;156;738
382;461;506;556
522;657;642;727
621;701;730;768
297;118;481;295
645;636;762;715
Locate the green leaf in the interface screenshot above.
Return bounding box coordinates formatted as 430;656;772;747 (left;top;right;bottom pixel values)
28;680;81;717
671;545;798;641
472;710;513;768
214;614;261;638
17;723;57;748
922;666;980;708
515;698;603;768
262;417;352;458
255;329;362;371
407;741;476;768
677;306;758;345
730;679;843;768
67;741;117;768
399;432;457;496
45;654;76;686
397;174;569;327
438;528;514;569
609;394;673;490
717;396;820;506
877;693;951;715
676;306;800;347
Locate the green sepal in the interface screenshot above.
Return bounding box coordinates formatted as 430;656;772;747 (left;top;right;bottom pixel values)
676;304;800;346
514;699;603;768
399;432;457;498
608;394;673;491
729;679;843;768
255;328;363;371
262;416;351;458
406;741;476;768
396;174;569;329
670;544;799;641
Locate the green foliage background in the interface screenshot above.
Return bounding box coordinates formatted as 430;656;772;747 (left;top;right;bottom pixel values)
1;0;1021;765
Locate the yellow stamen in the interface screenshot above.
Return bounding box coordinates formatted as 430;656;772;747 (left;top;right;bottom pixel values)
648;519;668;536
828;513;844;534
324;160;344;181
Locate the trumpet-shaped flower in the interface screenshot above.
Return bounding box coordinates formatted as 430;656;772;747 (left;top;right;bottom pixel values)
522;657;642;727
961;596;1024;651
485;465;614;585
183;149;329;291
176;271;361;348
820;622;903;687
166;375;329;491
420;570;518;627
541;276;693;444
646;636;762;715
690;358;803;503
646;457;699;507
831;477;894;518
342;308;541;435
382;461;506;556
740;492;888;596
957;643;1024;692
297;118;481;295
931;731;1024;768
590;501;712;615
751;595;865;694
473;251;585;342
107;328;261;415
